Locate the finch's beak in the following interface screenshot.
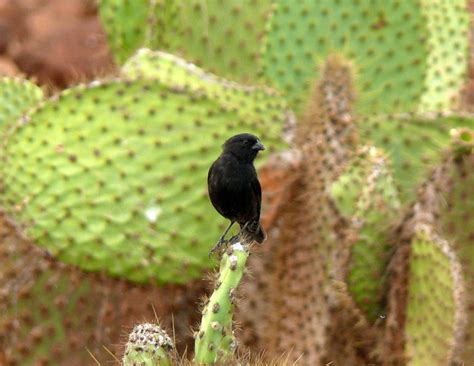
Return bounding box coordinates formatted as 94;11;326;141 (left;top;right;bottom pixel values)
252;141;265;151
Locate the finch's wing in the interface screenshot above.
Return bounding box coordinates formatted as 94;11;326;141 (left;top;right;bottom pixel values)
251;173;262;220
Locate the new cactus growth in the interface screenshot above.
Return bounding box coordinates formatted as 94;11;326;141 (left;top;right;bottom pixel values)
194;241;249;364
123;323;174;366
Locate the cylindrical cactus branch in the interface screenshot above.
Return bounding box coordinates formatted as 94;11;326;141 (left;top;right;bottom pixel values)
331;146;401;322
194;240;250;364
439;131;474;364
123;323;174;366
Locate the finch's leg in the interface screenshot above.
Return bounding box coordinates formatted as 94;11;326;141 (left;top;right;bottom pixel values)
209;221;234;257
229;221;250;244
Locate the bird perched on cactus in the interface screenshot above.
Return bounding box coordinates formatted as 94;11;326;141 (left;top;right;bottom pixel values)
208;133;266;255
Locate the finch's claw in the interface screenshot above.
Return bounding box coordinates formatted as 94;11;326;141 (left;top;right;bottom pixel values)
208;238;228;258
229;235;240;244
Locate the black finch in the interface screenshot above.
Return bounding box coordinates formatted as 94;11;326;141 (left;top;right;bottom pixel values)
207;133;266;253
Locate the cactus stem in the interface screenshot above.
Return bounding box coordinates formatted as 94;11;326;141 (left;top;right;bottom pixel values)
194;240;250;364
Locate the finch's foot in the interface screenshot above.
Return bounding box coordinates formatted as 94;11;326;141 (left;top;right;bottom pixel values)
208;237;228;258
228;234;241;244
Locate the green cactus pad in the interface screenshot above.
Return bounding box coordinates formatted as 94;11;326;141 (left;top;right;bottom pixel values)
405;227;464;366
195;242;249;364
99;0;272;82
360;113;474;203
166;0;273;82
123;323;173;366
98;0;152;64
332;146;400;321
0;77;43;130
122;48;291;130
330;146;398;217
261;0;468;115
0;229;98;365
0;79;286;283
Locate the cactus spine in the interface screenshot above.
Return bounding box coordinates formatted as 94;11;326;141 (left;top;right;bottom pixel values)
123;323;174;366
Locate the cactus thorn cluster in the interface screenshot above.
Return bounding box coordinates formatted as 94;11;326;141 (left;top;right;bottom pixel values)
123;323;174;366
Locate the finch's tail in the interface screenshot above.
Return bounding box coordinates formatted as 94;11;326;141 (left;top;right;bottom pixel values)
241;220;266;244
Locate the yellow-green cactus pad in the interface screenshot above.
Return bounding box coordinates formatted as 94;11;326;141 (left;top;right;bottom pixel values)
331;146;399;217
405;227;464;366
166;0;273;82
261;0;468;115
99;0;272;83
360;113;474;203
98;0;153;64
122;48;292;132
0;77;43;130
0;79;286;283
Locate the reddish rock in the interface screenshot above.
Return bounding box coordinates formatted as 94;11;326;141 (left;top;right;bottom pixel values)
25;0;94;40
259;151;302;230
12;18;115;88
0;56;19;76
0;0;114;88
0;2;29;54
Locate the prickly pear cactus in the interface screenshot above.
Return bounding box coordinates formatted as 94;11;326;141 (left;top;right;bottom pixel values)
332;146;400;321
261;0;469;115
0;76;287;283
405;227;464;366
0;77;43;129
123;323;173;366
194;241;249;364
